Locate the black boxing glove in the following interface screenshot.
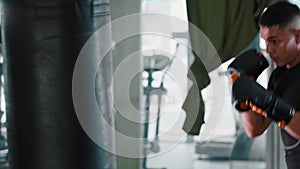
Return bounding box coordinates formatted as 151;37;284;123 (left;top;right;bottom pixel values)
232;77;295;128
227;49;269;79
228;49;269;111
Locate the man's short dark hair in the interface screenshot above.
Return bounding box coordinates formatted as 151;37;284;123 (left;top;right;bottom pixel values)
259;1;300;27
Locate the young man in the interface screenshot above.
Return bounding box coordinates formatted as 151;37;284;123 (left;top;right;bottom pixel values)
231;1;300;169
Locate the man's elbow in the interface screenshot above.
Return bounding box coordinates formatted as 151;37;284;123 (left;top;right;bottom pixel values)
245;129;264;138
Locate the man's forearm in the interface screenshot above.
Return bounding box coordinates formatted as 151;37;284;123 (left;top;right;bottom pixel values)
241;110;272;138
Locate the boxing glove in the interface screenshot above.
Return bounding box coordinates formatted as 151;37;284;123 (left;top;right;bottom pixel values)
232;76;295;128
227;49;269;79
228;49;269;111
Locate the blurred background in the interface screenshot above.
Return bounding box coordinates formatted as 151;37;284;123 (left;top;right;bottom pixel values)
0;0;299;169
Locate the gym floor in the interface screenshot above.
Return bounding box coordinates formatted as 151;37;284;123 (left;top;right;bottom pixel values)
147;141;266;169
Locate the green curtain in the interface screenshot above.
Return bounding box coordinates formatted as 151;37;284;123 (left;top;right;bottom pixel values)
182;0;273;135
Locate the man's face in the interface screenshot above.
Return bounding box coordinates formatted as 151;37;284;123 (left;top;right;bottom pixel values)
260;25;300;68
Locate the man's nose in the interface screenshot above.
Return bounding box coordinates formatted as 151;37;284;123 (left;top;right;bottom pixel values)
266;43;274;54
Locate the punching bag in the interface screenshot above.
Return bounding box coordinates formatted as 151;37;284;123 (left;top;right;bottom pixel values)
1;0;115;169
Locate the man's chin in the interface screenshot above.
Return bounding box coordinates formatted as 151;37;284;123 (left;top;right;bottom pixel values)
275;62;285;68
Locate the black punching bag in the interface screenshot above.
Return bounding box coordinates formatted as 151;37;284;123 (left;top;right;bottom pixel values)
1;0;115;169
